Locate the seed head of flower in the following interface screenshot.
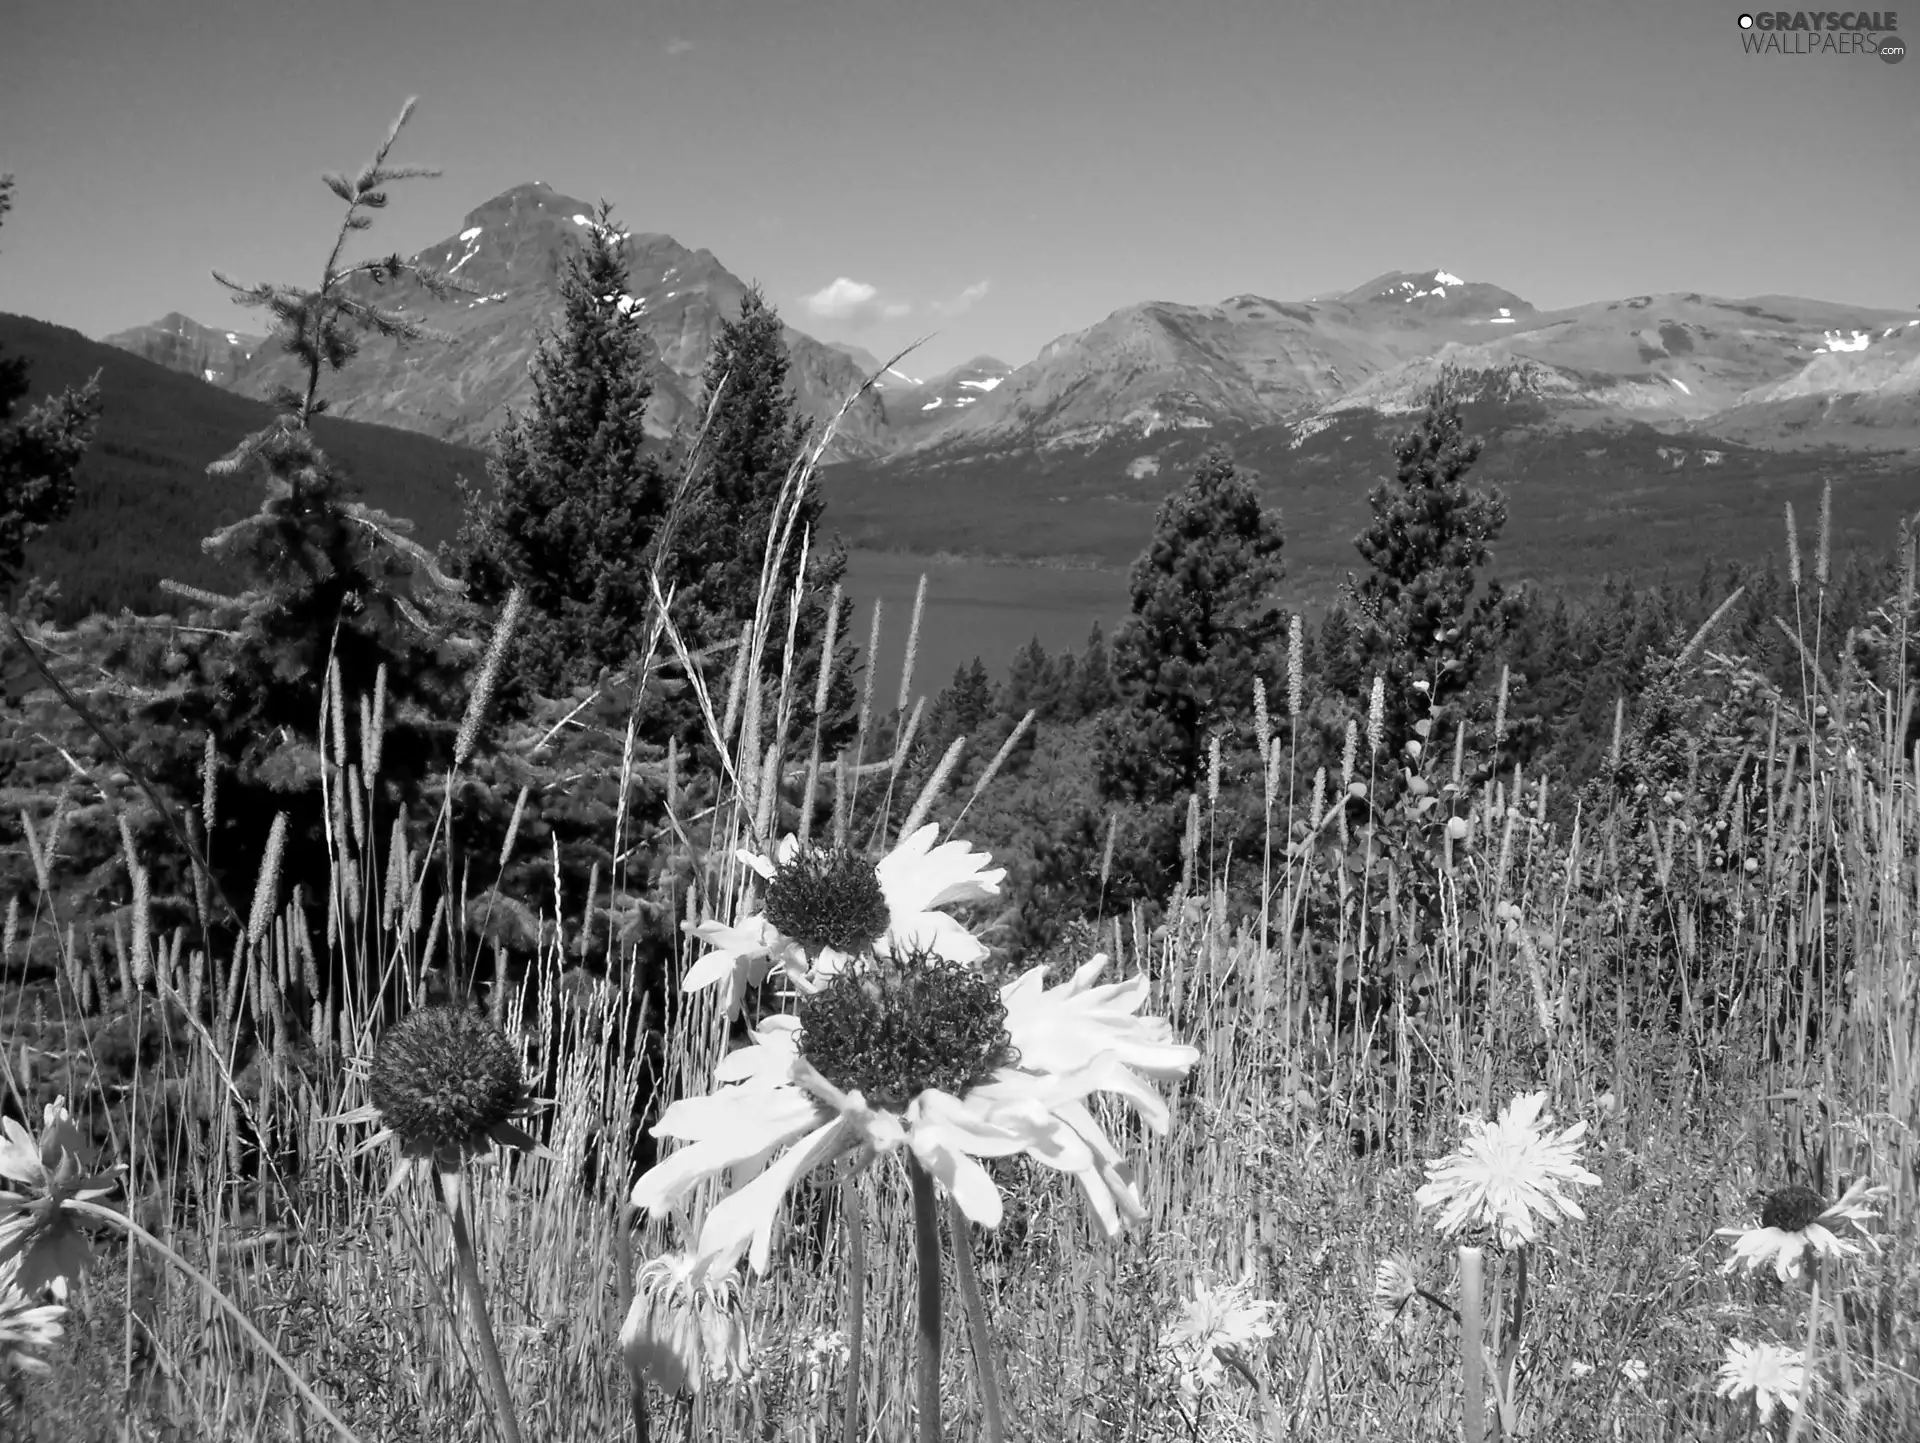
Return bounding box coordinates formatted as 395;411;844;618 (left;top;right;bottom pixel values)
1717;1177;1889;1281
1715;1338;1806;1420
620;1249;748;1397
798;947;1017;1114
1413;1091;1600;1249
0;1098;120;1299
333;1003;544;1204
761;845;892;957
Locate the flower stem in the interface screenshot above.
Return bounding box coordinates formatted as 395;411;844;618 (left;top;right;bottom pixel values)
841;1175;867;1443
1459;1245;1485;1443
439;1174;526;1443
1497;1243;1529;1430
907;1155;944;1443
67;1200;368;1443
946;1196;1008;1443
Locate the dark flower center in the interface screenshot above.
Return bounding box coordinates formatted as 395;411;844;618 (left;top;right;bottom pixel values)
762;846;892;955
370;1003;527;1154
797;951;1016;1114
1760;1184;1827;1233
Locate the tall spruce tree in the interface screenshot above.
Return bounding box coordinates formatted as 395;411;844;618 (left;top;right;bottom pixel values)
0;176;103;609
173;101;479;939
669;285;858;756
1350;366;1521;749
444;200;674;709
1100;445;1290;802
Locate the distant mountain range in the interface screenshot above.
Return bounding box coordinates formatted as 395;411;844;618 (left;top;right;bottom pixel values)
46;182;1913;614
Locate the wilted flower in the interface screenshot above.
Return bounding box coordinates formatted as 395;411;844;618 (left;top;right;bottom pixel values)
1717;1178;1889;1281
633;952;1198;1278
684;825;1008;1016
1413;1091;1600;1248
333;1003;544;1204
1716;1338;1806;1420
0;1097;119;1298
1162;1273;1277;1402
619;1249;748;1397
0;1243;66;1375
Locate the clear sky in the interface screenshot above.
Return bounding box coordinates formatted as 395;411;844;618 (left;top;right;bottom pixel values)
2;0;1914;377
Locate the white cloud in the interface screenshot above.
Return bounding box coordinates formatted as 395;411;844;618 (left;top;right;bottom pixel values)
803;276;892;327
664;37;695;55
883;302;912;318
931;279;991;317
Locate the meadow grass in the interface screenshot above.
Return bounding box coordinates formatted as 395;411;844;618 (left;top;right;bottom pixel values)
2;407;1917;1443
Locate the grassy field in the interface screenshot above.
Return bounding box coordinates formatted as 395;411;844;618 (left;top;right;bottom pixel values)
3;487;1915;1441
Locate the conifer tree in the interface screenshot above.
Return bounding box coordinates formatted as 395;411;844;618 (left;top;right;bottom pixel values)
444;200;674;709
1072;621;1115;720
1100;445;1290;802
0;176;103;608
174;101;479;933
669;286;858;756
1350;366;1521;749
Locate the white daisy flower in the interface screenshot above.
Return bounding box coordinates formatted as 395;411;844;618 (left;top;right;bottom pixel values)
1413;1091;1600;1249
632;951;1197;1278
1162;1273;1277;1402
1715;1338;1806;1420
0;1240;66;1375
683;826;1007;1017
1717;1178;1889;1282
0;1097;120;1299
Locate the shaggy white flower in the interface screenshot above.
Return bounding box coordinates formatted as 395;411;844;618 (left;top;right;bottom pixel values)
619;1249;748;1397
1162;1273;1277;1401
1717;1179;1889;1282
1715;1339;1806;1420
1371;1254;1418;1320
1413;1091;1599;1248
683;826;1007;1016
632;953;1197;1278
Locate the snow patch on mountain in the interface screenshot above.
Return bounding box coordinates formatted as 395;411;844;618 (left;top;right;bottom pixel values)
459;226;483;243
1815;329;1873;353
958;376;1002;392
1434;270;1465;287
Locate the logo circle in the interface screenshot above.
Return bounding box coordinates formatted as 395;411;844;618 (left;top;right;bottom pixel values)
1738;12;1754;26
1881;34;1906;62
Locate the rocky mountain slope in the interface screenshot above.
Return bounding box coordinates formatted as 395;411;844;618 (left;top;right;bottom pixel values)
100;312;262;387
151;183;893;458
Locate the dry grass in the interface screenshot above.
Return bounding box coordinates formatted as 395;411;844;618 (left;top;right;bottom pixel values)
3;413;1917;1443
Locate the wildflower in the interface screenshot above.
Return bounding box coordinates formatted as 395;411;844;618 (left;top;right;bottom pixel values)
684;825;1007;1016
620;1249;748;1397
1717;1178;1889;1281
632;952;1197;1277
792;1327;850;1406
1162;1273;1277;1402
1715;1338;1806;1420
334;1002;544;1203
0;1243;66;1375
1413;1091;1600;1248
1371;1254;1417;1320
0;1097;119;1299
1620;1358;1649;1388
